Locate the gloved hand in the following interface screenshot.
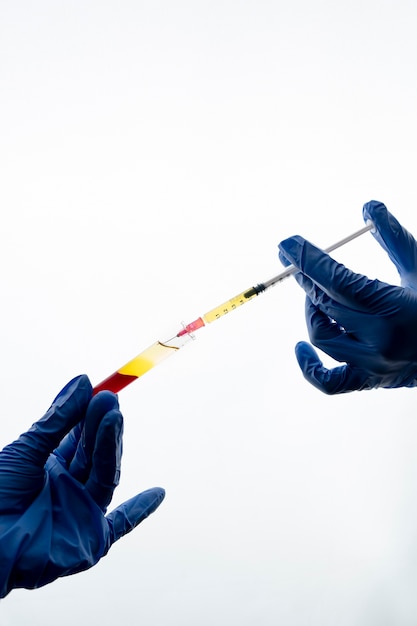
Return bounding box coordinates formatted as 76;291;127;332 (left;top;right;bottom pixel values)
0;375;165;598
278;200;417;394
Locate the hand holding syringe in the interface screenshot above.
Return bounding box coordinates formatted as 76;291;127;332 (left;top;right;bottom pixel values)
93;222;374;394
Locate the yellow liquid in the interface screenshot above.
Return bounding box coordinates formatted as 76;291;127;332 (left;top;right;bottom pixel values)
202;289;258;324
118;341;178;377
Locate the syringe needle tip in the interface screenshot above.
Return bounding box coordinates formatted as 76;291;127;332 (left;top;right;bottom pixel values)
177;317;205;337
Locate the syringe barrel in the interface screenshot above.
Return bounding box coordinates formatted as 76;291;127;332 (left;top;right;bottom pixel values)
202;287;259;324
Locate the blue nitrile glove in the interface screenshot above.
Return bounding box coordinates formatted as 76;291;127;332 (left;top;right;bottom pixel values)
0;375;165;598
278;200;417;394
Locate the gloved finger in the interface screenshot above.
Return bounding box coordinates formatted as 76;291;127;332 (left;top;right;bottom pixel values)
106;487;166;547
279;244;323;297
280;239;373;325
65;391;120;482
304;298;385;368
278;248;295;269
294;341;370;394
85;409;124;511
279;236;397;315
1;375;92;472
53;423;83;468
305;297;354;360
363;200;417;290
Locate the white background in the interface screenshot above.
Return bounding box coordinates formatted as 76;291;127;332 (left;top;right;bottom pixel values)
1;1;417;624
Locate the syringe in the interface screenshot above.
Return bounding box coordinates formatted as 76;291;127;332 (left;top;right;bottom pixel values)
93;222;374;394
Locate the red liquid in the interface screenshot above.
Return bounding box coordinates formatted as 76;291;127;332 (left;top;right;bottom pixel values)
93;371;138;394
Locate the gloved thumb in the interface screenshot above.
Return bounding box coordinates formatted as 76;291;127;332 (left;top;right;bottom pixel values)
106;487;166;547
295;341;337;393
295;342;367;394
